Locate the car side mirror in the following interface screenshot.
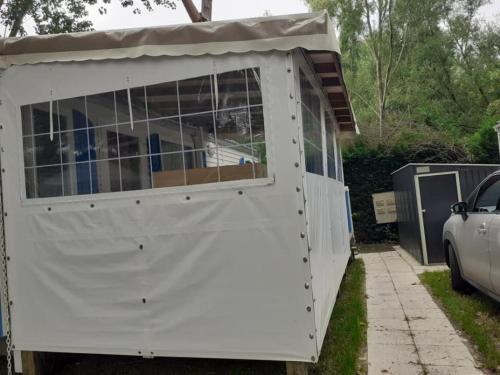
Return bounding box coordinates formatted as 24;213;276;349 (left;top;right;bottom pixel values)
451;202;468;220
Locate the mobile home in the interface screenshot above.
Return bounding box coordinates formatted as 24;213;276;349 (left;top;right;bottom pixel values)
0;12;357;373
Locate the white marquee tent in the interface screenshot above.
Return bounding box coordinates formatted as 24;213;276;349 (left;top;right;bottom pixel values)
0;11;357;373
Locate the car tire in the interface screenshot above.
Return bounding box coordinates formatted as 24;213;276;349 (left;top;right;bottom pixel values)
448;244;467;292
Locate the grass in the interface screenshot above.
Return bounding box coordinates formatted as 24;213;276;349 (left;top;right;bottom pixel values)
0;259;366;375
420;270;500;371
310;258;367;375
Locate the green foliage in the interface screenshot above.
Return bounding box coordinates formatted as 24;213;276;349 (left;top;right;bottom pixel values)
421;271;500;370
307;0;499;137
343;134;470;243
310;259;366;375
467;117;500;164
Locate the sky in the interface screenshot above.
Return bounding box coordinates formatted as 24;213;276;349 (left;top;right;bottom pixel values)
88;0;310;31
86;0;500;31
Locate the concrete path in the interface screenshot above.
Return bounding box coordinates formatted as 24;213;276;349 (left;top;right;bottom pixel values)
361;251;483;375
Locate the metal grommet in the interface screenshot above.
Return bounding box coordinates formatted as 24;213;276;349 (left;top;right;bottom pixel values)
306;306;312;312
1;168;5;173
304;282;310;290
238;191;243;195
6;256;10;261
47;207;52;212
142;298;146;304
139;244;144;250
4;212;7;217
303;257;308;263
300;232;305;238
150;352;154;355
292;138;297;144
186;196;191;201
296;186;301;192
90;204;95;208
311;356;316;362
294;162;300;168
289;93;294;99
291;114;296;120
138;351;142;355
298;209;303;215
136;200;141;205
309;333;314;339
287;68;292;73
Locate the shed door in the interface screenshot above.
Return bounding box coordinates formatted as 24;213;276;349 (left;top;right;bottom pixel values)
418;173;460;263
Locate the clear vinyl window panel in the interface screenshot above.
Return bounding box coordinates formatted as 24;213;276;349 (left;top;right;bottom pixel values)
336;138;343;183
21;68;267;199
325;112;337;179
299;70;323;176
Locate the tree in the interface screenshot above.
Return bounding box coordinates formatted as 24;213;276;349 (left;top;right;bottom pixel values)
1;0;177;37
181;0;211;22
308;0;410;137
309;0;498;140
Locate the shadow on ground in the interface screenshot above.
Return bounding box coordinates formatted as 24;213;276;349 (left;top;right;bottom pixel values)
0;355;284;375
356;243;395;254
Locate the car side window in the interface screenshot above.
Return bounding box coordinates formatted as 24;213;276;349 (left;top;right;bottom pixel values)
474;178;500;213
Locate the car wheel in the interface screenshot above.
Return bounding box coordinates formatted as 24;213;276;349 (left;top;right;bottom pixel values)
448;244;468;292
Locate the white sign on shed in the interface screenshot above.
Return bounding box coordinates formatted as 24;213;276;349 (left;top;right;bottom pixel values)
372;191;397;224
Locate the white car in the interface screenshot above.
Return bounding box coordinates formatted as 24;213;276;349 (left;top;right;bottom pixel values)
443;171;500;302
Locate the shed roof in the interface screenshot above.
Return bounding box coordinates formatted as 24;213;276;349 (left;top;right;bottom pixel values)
0;11;357;133
391;163;500;175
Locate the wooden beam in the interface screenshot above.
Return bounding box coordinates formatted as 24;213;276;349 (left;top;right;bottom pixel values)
336;115;353;122
21;352;47;375
313;62;337;74
322;77;341;86
334;108;351;116
201;0;213;21
286;362;309;375
181;0;202;22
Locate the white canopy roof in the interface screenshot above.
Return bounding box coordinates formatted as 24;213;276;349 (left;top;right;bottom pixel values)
0;11;357;132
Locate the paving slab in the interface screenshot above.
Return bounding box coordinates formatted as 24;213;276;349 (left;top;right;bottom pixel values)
368;328;414;345
368;343;422;375
418;345;476;367
361;251;484;375
412;330;466;347
425;365;482;375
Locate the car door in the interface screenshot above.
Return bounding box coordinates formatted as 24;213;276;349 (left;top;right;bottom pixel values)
488;214;500;296
456;177;500;292
484;178;500;296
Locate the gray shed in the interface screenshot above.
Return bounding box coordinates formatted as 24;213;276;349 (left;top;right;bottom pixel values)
392;163;500;264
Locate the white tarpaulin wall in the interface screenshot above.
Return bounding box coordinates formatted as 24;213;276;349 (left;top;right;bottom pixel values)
305;174;350;348
0;49;353;366
0;52;321;362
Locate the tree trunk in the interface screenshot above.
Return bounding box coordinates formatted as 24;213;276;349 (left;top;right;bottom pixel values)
7;0;33;37
181;0;202;22
201;0;212;21
376;55;384;138
182;0;212;22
